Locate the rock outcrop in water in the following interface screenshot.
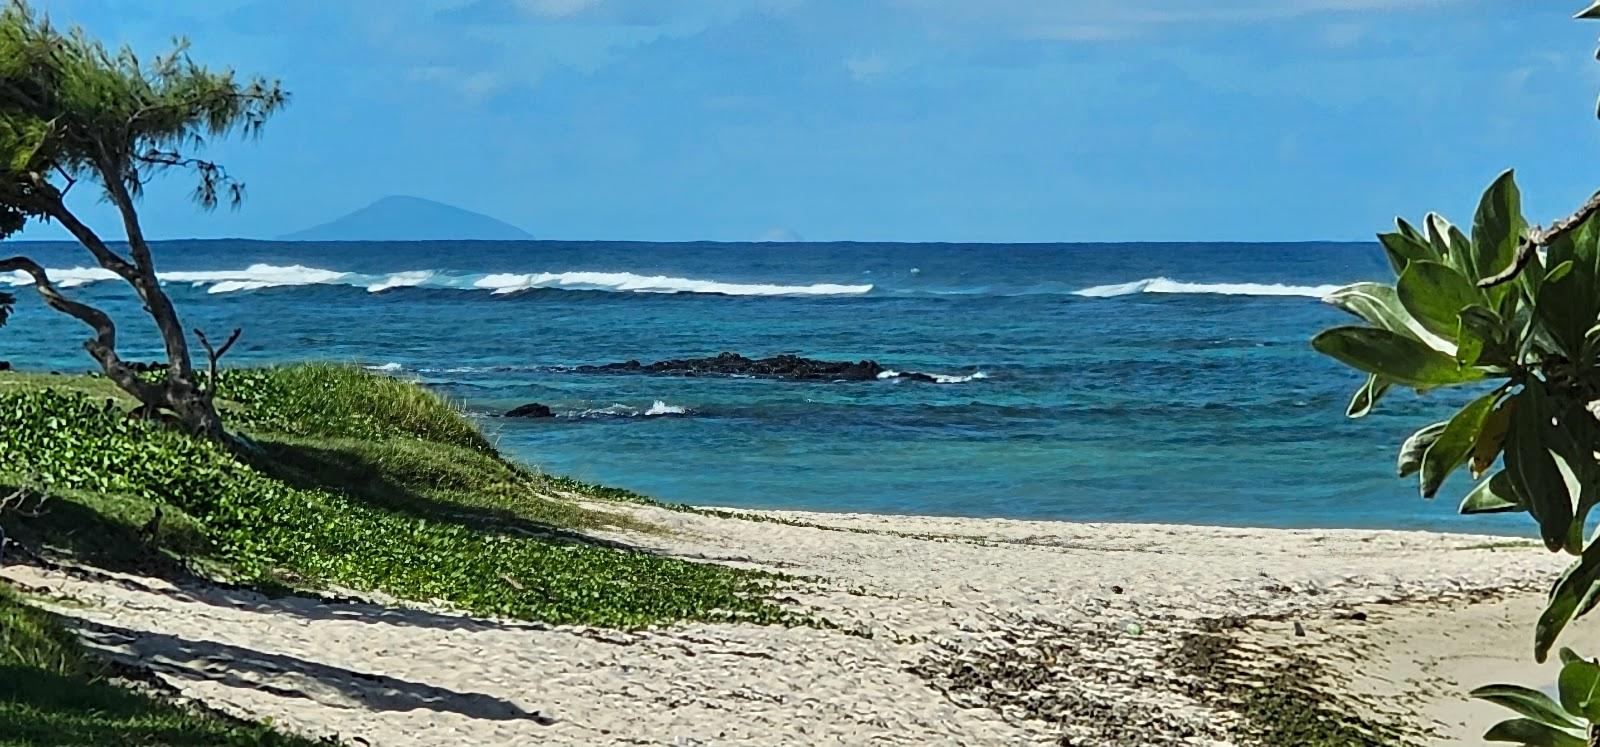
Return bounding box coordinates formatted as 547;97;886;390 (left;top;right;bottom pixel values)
575;352;936;382
504;403;555;418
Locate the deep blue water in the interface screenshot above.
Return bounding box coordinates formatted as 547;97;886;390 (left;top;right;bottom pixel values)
0;239;1524;533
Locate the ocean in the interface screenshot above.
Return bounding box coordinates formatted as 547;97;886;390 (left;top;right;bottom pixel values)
0;239;1519;533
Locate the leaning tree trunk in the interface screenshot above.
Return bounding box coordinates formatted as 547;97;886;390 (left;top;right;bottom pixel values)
5;171;236;444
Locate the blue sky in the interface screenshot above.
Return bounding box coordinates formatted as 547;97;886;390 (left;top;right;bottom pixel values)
17;0;1600;242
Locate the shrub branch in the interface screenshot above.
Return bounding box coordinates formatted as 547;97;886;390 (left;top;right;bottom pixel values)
1479;187;1600;288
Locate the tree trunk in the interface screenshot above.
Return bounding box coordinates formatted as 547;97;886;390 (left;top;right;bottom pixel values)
95;162;229;443
17;176;232;445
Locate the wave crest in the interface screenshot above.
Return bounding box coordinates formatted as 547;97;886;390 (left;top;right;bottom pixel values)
1071;277;1339;299
0;263;872;298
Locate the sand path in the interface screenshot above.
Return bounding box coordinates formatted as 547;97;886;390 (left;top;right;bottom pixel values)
3;505;1580;745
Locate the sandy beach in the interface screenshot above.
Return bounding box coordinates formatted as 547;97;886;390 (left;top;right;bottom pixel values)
3;501;1586;745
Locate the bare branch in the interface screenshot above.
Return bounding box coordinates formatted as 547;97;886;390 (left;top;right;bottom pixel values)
1479;188;1600;288
193;326;241;393
0;478;51;519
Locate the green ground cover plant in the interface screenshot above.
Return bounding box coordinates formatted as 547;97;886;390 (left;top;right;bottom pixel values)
0;364;788;627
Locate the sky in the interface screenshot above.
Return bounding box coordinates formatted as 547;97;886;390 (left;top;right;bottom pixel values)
15;0;1600;243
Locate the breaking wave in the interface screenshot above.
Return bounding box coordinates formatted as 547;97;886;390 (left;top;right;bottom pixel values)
0;264;873;297
876;370;990;384
576;401;690;418
1070;277;1339;299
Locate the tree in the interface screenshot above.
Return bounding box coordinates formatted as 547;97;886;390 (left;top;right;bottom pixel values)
0;0;285;442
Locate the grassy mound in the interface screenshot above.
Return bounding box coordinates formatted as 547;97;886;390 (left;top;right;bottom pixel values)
0;364;787;627
0;585;314;746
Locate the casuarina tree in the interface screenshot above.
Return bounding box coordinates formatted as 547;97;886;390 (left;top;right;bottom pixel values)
0;0;285;442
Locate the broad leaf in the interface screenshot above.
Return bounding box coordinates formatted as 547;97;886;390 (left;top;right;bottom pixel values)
1378;230;1434;276
1426;213;1456;259
1323;282;1452;352
1537;212;1600;361
1399;421;1448;478
1472;683;1583;729
1506;385;1577;553
1483;718;1587;747
1472;170;1527;287
1473;400;1517;478
1537;547;1600;662
1420;391;1499;498
1460;471;1523;514
1548;260;1576;285
1398;260;1485;340
1457;306;1507;367
1312;327;1484;390
1558;659;1600;722
1346;374;1390;419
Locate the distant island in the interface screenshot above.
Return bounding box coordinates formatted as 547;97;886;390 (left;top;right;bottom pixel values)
278;195;533;241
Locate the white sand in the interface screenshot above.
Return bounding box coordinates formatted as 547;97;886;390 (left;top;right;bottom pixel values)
3;503;1582;745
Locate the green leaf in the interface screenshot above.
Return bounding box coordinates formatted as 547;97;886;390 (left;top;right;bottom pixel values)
1578;1;1600;19
1312;327;1484;390
1483;718;1587;746
1425;213;1456;258
1537;548;1600;662
1474;398;1517;478
1559;659;1600;722
1377;230;1434;276
1471;683;1583;729
1346;374;1390;419
1399;421;1448;478
1507;385;1578;553
1461;471;1523;514
1548;260;1576;285
1561;648;1585;666
1398;260;1485;340
1420;391;1499;498
1473;170;1527;285
1322;282;1451;351
1536;213;1600;360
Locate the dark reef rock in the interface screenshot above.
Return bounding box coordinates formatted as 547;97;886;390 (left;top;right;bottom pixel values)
576;352;888;381
505;403;555;418
0;361;10;372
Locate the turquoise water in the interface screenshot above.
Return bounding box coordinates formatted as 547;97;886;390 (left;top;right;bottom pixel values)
0;239;1519;532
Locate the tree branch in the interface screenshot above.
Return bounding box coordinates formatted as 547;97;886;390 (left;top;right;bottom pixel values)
91;150;197;379
24;174;137;280
193;326;240;393
1479;188;1600;288
0;255;162;404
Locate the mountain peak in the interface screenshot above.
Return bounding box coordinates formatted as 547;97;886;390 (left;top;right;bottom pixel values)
279;195;533;241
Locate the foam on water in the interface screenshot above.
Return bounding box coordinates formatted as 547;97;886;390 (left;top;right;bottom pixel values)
576;401;691;418
472;271;871;296
0;263;873;298
876;369;989;384
1071;277;1341;299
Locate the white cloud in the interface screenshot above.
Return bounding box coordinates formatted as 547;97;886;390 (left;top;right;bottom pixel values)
409;65;508;100
845;52;889;81
888;0;1459;42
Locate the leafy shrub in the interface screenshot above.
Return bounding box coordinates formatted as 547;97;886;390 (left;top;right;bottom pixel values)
0;386;786;626
1313;170;1600;743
